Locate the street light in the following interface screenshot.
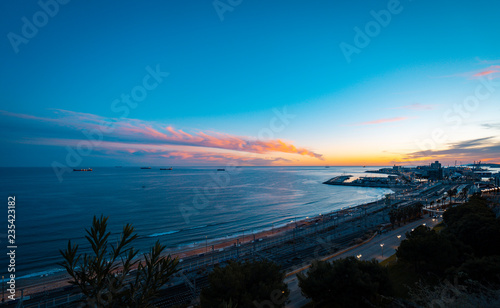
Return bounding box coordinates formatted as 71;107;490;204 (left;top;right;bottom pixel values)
397;235;401;239
380;243;385;257
356;254;362;259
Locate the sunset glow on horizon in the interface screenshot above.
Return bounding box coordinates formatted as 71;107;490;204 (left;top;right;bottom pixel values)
1;0;500;167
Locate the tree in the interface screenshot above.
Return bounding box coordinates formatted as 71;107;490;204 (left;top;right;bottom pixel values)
396;226;461;274
461;187;469;200
443;196;493;226
298;257;393;307
457;256;500;285
407;279;500;308
447;189;454;205
60;215;179;307
200;260;289;308
389;209;397;227
443;197;500;257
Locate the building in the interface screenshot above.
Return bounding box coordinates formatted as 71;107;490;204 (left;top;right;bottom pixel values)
427;161;443;180
430;161;442;169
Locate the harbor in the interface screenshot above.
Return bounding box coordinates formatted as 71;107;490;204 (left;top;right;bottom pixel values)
323;175;409;189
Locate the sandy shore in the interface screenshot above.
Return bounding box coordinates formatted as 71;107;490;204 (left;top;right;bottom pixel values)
18;197;388;297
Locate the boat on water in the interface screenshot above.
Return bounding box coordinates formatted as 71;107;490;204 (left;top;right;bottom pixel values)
140;167;152;169
73;168;92;172
217;168;225;171
160;167;173;170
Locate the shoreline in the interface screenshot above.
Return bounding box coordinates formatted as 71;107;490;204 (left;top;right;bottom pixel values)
18;193;394;297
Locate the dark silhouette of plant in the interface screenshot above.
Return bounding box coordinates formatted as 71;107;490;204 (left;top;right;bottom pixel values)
457;255;500;285
200;260;289;308
298;257;393;307
60;215;179;307
443;197;500;257
396;225;461;274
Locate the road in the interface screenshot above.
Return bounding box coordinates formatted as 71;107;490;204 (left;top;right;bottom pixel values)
284;216;442;308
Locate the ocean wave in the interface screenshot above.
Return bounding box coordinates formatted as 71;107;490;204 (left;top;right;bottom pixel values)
14;268;66;281
186;224;208;231
148;230;180;237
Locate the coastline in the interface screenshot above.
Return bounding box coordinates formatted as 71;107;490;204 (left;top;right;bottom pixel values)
18;193;392;297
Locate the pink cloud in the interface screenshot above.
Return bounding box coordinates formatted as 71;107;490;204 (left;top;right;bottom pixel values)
437;65;500;79
24;137;292;165
1;109;323;160
472;65;500;78
473;69;500;77
354;117;410;126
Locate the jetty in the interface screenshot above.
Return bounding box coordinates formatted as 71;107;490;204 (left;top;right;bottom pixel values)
323;175;352;184
323;175;409;189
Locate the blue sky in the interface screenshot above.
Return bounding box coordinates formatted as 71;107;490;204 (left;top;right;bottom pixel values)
1;0;500;167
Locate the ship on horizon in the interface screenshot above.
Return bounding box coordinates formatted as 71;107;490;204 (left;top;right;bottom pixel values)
73;168;92;172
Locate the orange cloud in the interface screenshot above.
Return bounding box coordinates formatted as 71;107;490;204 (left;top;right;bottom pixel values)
1;109;323;160
24;137;293;165
474;70;499;77
473;65;500;77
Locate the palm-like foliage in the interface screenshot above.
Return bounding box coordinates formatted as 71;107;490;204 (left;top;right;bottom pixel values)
388;203;423;226
60;215;179;307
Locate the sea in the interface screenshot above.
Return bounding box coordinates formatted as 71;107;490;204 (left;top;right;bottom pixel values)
0;166;393;281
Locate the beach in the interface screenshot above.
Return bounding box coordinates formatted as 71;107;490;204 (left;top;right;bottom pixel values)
18;196;389;297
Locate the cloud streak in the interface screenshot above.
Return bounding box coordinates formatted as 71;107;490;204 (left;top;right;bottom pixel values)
23;138;295;165
392;103;435;111
470;65;500;78
473;68;500;77
0;109;324;161
354;116;410;126
403;137;500;162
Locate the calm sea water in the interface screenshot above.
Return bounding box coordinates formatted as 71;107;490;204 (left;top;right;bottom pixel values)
0;166;392;279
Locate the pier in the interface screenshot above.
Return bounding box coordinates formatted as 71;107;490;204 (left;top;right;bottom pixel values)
323;175;409;189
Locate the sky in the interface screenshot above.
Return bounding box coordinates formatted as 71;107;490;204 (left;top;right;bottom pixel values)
1;0;500;167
